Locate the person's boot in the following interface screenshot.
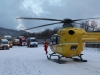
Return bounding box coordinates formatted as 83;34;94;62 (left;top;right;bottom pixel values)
46;52;48;54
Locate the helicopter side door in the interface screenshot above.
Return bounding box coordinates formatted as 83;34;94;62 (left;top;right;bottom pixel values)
50;34;60;52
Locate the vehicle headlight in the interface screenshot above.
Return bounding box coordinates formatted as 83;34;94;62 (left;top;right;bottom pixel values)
8;45;10;47
0;45;2;47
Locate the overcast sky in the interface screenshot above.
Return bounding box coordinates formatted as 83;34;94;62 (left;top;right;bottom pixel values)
0;0;100;32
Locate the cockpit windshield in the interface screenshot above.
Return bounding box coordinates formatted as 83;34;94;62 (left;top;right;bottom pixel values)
1;41;9;44
4;37;11;41
30;39;37;42
50;34;60;45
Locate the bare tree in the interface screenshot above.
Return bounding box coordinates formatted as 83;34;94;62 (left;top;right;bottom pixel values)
80;21;90;31
90;21;98;31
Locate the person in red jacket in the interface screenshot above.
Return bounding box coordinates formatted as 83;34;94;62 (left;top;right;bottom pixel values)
44;39;48;54
19;38;22;46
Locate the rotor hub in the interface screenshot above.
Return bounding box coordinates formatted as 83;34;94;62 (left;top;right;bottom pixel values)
62;19;73;24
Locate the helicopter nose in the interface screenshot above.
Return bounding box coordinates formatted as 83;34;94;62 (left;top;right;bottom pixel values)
68;30;75;35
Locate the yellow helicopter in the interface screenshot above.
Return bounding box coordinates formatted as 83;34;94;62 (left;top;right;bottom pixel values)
16;17;100;63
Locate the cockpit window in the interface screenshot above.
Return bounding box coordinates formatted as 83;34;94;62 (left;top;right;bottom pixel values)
30;39;37;42
50;34;60;45
22;40;26;42
1;41;9;44
4;37;11;41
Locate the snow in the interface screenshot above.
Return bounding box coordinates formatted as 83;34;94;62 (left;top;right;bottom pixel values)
0;45;100;75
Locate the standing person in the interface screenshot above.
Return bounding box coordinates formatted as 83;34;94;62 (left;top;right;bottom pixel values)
19;38;22;46
44;39;48;54
17;41;20;46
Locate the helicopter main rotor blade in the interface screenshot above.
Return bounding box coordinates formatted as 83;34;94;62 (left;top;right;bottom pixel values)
24;22;62;30
73;17;100;21
16;17;62;21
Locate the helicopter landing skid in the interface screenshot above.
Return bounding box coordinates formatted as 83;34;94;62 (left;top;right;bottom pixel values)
73;54;87;62
46;53;66;64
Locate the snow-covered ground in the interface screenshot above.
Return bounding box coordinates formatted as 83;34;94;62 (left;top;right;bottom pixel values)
0;45;100;75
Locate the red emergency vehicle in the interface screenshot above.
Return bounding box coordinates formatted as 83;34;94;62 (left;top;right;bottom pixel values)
17;36;27;46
